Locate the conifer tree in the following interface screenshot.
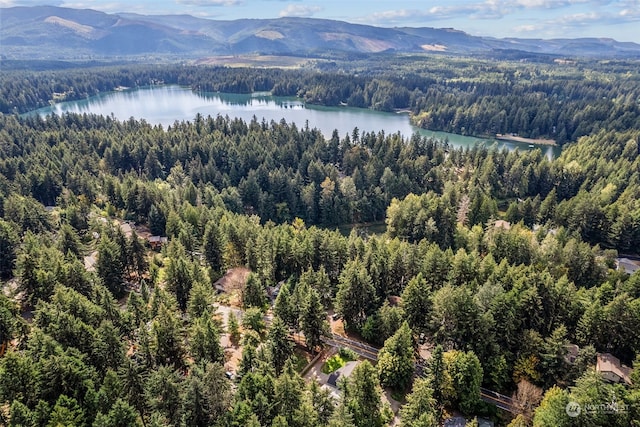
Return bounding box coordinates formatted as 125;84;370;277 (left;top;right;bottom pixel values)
228;311;241;346
0;219;20;279
96;235;125;298
267;316;293;375
401;273;432;333
243;273;267;309
189;314;224;364
399;378;438;427
300;287;329;352
377;321;415;390
335;259;376;329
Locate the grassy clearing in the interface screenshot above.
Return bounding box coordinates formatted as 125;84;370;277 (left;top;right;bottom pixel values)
321;347;358;374
337;221;387;237
322;354;348;374
193;55;315;69
391;390;408;403
292;350;310;373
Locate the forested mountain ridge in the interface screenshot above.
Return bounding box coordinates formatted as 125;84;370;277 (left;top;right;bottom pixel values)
2;5;640;59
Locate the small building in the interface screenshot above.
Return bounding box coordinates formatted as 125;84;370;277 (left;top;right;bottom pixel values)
443;417;466;427
616;258;640;275
267;284;281;300
478;419;495;427
212;267;251;294
387;295;402;306
320;384;341;401
120;221;133;238
444;417;493;427
596;353;632;385
327;361;359;388
148;236;168;250
565;344;580;364
84;254;97;272
190;251;204;262
494;220;512;230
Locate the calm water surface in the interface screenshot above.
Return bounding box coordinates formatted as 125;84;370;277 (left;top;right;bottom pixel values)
29;85;560;157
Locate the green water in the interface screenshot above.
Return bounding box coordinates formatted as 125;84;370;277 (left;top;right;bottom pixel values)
28;85;561;157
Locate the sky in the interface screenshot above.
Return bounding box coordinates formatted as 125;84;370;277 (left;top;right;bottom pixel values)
2;0;640;43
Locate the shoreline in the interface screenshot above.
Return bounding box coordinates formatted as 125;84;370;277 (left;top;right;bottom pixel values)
495;134;557;146
407;112;557;147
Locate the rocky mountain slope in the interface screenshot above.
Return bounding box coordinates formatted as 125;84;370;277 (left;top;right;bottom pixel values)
2;6;639;59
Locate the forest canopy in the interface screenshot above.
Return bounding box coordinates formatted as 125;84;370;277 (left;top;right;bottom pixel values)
1;57;639;427
2;56;640;143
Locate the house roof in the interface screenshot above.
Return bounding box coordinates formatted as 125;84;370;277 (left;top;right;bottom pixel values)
565;344;580;364
443;416;466;427
120;222;133;237
444;417;493;427
494;220;511;230
326;372;340;387
596;353;632;384
267;285;281;298
320;384;340;401
148;236;168;243
616;258;640;275
478;419;495;427
387;295;402;306
327;361;359;387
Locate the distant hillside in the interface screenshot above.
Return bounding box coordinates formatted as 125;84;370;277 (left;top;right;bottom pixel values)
2;6;640;59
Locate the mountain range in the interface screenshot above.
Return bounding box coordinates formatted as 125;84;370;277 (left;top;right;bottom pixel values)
2;6;640;60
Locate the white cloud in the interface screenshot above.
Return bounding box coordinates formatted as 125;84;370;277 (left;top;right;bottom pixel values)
513;0;588;8
556;11;601;25
176;0;243;6
619;6;640;21
351;0;638;41
513;13;598;35
511;6;639;37
59;1;156;13
3;0;165;14
366;9;416;22
363;1;506;25
279;4;322;17
1;0;64;5
511;23;541;32
359;0;628;26
431;2;503;20
544;8;640;27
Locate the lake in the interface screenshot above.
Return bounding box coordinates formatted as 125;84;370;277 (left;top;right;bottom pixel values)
28;85;560;157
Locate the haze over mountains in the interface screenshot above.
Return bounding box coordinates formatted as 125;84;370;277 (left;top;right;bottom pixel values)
2;5;640;60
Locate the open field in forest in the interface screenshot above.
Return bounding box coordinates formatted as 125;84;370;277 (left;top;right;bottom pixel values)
193;55;315;68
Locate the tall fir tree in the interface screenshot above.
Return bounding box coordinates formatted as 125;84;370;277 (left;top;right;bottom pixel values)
300;287;329;352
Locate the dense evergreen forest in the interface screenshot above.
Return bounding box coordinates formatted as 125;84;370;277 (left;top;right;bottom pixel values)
1;58;640;427
2;56;640;143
